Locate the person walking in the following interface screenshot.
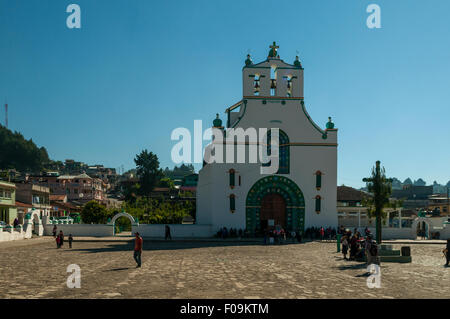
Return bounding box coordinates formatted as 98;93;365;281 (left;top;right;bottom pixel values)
52;225;57;238
165;225;172;240
365;235;379;265
341;234;349;260
56;233;61;248
444;239;450;267
349;234;358;261
58;231;64;248
133;232;143;268
68;234;73;248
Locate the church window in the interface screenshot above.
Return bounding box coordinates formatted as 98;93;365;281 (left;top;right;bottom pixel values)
253;74;260;96
263;130;290;174
229;169;235;188
270;66;277;96
285;75;293;97
315;171;322;190
239;175;241;186
229;194;236;212
315;195;321;213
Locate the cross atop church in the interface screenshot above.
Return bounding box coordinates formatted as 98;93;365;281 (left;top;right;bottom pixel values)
268;41;279;58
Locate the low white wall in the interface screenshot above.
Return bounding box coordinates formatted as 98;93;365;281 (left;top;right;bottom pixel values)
362;226;450;240
431;226;450;240
43;224;113;237
350;227;415;240
0;226;27;242
132;224;215;238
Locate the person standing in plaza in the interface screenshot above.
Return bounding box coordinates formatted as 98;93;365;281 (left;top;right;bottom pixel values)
58;231;64;248
296;230;302;243
341;234;349;260
133;232;143;268
444;239;450;267
52;225;57;238
365;235;378;265
56;233;61;248
165;225;172;240
349;233;358;261
68;234;73;248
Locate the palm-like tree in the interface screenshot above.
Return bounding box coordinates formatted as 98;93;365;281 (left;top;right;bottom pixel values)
362;161;393;244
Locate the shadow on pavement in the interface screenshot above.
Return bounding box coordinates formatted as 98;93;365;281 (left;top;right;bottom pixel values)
334;263;368;271
104;267;131;272
67;240;306;254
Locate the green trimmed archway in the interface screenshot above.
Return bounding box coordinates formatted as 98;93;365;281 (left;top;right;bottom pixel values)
246;176;305;234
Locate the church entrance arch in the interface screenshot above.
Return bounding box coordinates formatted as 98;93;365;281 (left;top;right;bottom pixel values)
246;176;305;236
24;210;43;237
109;212;137;236
412;217;431;239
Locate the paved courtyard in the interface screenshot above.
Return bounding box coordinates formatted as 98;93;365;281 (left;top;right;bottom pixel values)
0;237;448;299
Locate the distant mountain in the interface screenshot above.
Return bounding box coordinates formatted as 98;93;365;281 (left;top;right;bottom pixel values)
362;176;449;194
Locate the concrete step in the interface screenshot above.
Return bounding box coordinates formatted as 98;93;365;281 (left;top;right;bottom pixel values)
356;255;412;263
380;255;412;263
379;249;401;256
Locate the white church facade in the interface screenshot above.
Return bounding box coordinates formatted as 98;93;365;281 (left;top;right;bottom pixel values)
196;43;338;236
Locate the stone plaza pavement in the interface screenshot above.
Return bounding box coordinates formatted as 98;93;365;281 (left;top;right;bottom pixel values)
0;237;448;299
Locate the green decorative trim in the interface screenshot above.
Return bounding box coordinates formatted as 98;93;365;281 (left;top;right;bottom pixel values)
245;176;305;234
315;196;321;213
315;173;322;189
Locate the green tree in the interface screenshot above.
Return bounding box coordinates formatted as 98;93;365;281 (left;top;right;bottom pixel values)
81;201;109;224
122;197;192;225
158;177;175;189
163;164;195;179
0;125;52;172
363;161;393;244
134;150;163;196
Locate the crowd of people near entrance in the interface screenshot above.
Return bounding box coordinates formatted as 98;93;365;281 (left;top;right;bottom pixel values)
216;227;249;239
262;228;303;244
340;226;379;264
304;226;337;241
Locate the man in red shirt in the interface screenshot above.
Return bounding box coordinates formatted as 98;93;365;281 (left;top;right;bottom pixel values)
133;232;143;268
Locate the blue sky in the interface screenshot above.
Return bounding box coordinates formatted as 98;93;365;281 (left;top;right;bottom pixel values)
0;0;449;188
